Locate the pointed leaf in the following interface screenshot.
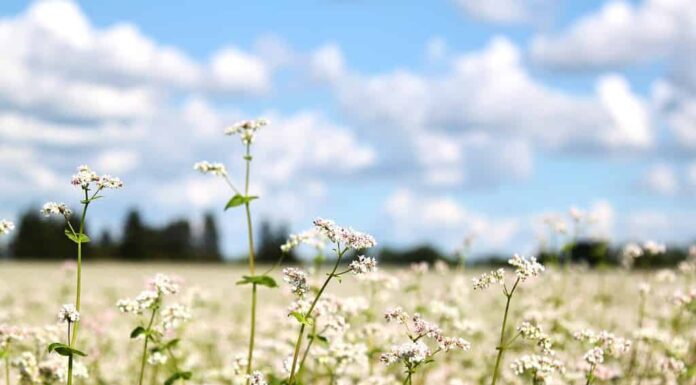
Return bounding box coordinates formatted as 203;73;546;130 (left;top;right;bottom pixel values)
236;275;277;288
224;194;259;210
64;229;90;244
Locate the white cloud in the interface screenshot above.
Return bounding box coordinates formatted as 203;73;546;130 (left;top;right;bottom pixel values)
94;149;140;174
453;0;554;24
641;163;679;196
310;44;346;84
327;37;654;159
530;0;692;69
383;188;521;250
208;47;271;94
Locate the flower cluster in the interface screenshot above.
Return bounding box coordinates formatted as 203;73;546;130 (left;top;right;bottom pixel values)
282;267;309;297
193;161;228;177
508;254;545;281
511;354;564;383
40;202;72;219
349;255;377;275
381;308;470;368
0;219;14;235
313;218;377;250
245;370;268;385
621;241;667;268
224;118;269;144
518;321;553;354
57;304;80;324
472;268;505;290
280;229;327;253
117;274;180;315
70;165;123;190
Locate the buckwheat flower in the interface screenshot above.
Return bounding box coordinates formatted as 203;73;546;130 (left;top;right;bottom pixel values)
149;273;180;295
41;202;72;218
245;370;268;385
349;255;377;275
71;165;100;189
13;352;40;384
116;298;140;314
193;161;228;177
225;118;269;145
660;357;686;375
508;254;544;281
0;220;14;235
518;321;543;340
313;218;377;250
436;336;471;352
583;347;604;365
380;341;430;366
643;240;666;255
384;307;409;324
135;290;160;311
160;304;192;330
472;268;505;290
148;351;168;366
282;267;308;297
280;229;327;253
97;174;123;189
511;354;564;383
412;314;442;339
57;304;80;323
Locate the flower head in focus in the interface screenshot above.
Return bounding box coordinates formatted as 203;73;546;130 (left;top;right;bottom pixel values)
313;218;376;250
193;161;228;177
225;118;269;145
57;304;80;324
349;255;378;275
508;254;544;281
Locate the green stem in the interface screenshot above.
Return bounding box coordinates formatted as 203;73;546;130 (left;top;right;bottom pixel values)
5;354;10;385
243;143;258;385
296;320;318;380
137;307;158;385
288;247;345;384
490;278;520;385
585;364;596;385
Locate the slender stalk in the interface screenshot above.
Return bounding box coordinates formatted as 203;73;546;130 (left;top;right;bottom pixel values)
137;307;158;385
4;355;9;385
288;247;345;384
585;364;596;385
243;142;258;384
490;278;520;385
296;319;318;380
69;189;90;348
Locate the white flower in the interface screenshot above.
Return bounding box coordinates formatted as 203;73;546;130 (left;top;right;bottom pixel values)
70;165;100;189
511;354;564;383
508;254;544;281
57;304;79;324
437;336;471;352
160;304;191;330
224;118;269;145
193;161;228;177
149;274;180;295
349;255;378;275
245;370;268;385
282;267;308;297
583;347;604;365
97;174;123;189
148;351;168;366
280;229;327;253
380;341;430;366
472;269;505;290
40;202;72;218
0;220;14;235
313;218;377;250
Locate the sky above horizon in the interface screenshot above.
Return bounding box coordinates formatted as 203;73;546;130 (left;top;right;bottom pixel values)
0;0;695;258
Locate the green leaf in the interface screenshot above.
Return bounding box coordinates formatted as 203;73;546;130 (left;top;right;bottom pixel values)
224;194;259;210
290;311;312;326
48;342;86;357
236;275;278;288
130;326;146;339
64;229;90;244
163;338;180;349
165;371;192;385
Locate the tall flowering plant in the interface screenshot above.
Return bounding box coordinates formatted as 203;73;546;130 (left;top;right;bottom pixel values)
41;165;122;385
472;254;545;385
281;218;377;385
194;118;275;384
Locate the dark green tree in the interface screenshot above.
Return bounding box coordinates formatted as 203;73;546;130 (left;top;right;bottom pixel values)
120;209;148;260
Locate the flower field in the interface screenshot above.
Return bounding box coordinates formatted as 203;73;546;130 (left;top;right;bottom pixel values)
0;261;694;385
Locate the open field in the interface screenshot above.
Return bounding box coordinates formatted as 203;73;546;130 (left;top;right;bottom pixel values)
0;262;693;385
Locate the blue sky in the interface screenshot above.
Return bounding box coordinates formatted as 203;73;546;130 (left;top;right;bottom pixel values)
0;0;695;257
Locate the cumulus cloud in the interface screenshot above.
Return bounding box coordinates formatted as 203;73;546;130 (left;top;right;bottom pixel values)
453;0;555;24
530;0;692;69
383;188;521;251
640;163;679;196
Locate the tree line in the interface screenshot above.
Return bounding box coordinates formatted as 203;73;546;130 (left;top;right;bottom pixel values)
1;207;693;268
